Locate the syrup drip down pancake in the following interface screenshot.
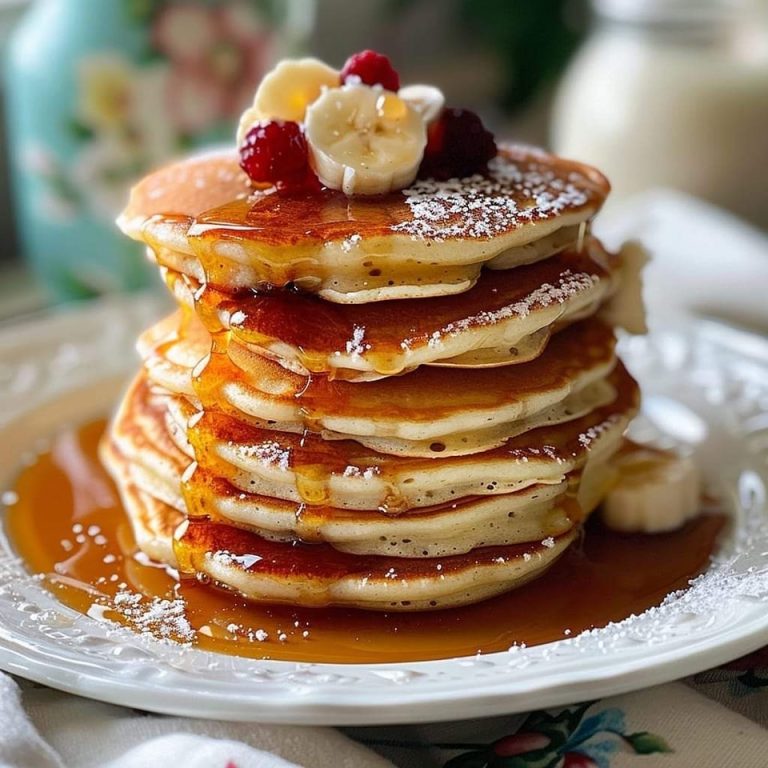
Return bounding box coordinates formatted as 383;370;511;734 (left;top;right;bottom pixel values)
140;312;621;457
158;236;632;381
118;146;609;303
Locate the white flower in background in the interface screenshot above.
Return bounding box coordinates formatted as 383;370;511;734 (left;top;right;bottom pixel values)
77;53;137;134
72;53;180;218
21;144;57;176
21;143;78;222
70;136;143;222
167;69;223;134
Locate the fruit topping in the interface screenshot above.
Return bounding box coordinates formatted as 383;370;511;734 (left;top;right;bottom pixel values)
239;120;316;191
340;49;400;91
235;52;496;195
237;58;339;144
418;108;497;180
397;84;445;124
305;85;426;195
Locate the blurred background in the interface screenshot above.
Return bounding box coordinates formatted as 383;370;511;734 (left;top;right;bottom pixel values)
0;0;766;318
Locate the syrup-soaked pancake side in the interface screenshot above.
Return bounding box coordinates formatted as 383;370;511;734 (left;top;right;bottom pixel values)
99;356;641;610
118;146;610;303
158;238;622;380
139;313;621;458
108;368;639;516
6;420;725;662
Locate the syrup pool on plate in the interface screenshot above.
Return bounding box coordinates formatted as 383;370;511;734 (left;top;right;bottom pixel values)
4;419;725;664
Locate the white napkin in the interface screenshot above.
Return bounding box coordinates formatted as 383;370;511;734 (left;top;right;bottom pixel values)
596;188;768;332
0;675;393;768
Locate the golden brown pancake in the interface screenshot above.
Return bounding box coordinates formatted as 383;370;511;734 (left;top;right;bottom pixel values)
174;518;578;611
149;364;638;512
100;438;182;566
140;312;619;457
105;406;580;560
118;146;610;303
159;237;621;380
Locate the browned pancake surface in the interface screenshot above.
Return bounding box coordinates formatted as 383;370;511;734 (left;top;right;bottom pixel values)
122;146;609;251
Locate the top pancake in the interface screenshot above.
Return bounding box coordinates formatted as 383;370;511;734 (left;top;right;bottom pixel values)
118;145;610;303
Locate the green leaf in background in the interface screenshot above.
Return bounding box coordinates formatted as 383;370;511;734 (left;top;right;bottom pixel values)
458;0;586;112
517;701;594;750
67;119;95;142
123;0;158;24
624;731;674;755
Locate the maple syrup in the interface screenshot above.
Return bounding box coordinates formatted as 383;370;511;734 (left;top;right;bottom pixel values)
157;245;614;381
5;419;725;664
182;312;616;421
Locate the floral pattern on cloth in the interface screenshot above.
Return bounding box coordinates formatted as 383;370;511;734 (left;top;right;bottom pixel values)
30;0;275;225
686;648;768;730
718;648;768;696
440;703;671;768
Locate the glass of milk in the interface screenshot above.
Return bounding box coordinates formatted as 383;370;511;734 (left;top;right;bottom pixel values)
552;0;768;229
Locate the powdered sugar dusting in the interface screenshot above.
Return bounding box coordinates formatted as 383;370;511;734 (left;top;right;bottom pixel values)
211;550;263;569
579;414;623;448
408;269;599;350
342;465;381;480
235;440;290;470
104;586;194;642
345;325;371;356
393;153;598;241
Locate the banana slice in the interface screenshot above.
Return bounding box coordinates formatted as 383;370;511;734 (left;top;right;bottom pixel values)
237;58;339;144
601;448;700;533
398;84;445;123
600;240;649;335
305;84;427;195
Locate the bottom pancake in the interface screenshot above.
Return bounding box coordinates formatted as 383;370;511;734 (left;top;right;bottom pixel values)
176;519;578;611
100;437;182;566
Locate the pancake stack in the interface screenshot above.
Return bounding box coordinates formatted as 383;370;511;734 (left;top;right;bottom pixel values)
104;139;644;611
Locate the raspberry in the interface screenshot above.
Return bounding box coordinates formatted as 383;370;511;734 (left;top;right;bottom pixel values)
340;50;400;91
418;108;497;180
239;121;316;190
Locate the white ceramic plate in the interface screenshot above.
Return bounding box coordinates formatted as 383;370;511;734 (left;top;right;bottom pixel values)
1;296;768;725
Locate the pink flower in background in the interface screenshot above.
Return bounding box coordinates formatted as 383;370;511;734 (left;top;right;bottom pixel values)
152;4;217;63
166;70;223;134
152;1;274;133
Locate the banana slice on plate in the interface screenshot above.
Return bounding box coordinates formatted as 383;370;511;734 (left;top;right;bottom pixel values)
398;84;445;123
237;58;339;144
305;84;427;195
601;448;700;533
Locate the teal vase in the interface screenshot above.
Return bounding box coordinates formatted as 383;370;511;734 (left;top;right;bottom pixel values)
4;0;302;301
